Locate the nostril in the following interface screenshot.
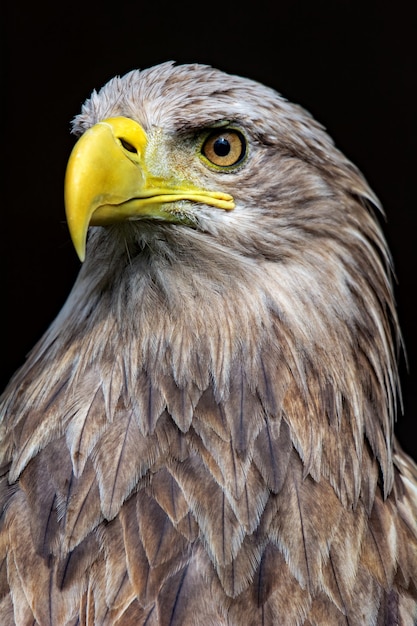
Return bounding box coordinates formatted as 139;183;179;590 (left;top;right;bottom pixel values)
119;138;137;153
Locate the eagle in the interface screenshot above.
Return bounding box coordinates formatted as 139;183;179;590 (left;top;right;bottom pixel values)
1;61;416;625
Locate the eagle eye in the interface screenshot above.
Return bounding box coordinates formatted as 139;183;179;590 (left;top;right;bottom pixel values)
201;129;246;168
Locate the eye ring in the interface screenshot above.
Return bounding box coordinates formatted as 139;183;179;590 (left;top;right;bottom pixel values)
201;129;246;167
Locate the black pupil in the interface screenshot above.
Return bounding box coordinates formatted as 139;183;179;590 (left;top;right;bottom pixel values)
213;136;231;156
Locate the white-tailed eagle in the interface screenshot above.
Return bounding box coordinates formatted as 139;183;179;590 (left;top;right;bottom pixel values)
1;61;416;625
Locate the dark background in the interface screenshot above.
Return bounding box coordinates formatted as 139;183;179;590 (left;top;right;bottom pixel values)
3;2;416;458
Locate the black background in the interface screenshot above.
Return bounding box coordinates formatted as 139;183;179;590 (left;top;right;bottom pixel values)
3;1;416;458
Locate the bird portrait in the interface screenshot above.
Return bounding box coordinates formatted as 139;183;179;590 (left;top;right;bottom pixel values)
1;61;416;625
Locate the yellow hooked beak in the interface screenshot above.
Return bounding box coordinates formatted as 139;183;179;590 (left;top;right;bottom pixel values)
64;117;235;261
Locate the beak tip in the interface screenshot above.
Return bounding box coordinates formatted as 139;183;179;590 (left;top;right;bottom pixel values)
77;249;86;263
67;221;86;262
74;236;87;262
